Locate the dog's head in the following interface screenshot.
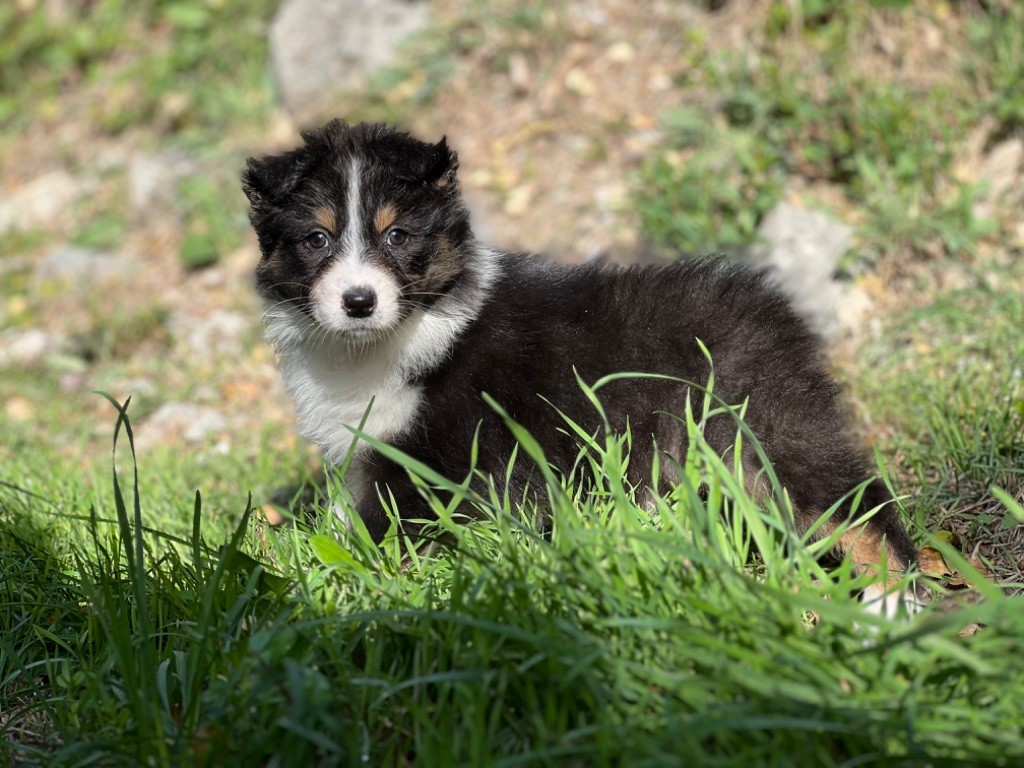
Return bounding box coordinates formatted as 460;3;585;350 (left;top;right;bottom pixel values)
242;120;475;340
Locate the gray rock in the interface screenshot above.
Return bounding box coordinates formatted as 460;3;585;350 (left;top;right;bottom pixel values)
169;309;252;360
749;202;865;340
0;328;67;368
127;152;196;213
0;171;94;233
977;138;1024;211
269;0;430;118
113;376;159;398
31;245;123;293
138;402;228;450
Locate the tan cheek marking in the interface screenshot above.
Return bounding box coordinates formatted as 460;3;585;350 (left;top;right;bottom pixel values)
421;234;462;290
374;203;398;234
314;206;336;233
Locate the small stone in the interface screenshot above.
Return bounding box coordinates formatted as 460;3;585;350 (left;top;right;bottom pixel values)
5;396;34;422
467;169;494;189
31;245;124;294
0;171;93;233
649;70;673;92
565;68;596;96
503;185;534;218
127;152;195;213
261;504;286;526
979;138;1024;206
606;42;636;63
750;202;857;340
59;371;87;393
834;285;874;334
508;53;531;94
114;377;159;399
169;309;251;360
270;0;431;118
0;328;66;368
6;296;29;318
2;329;48;365
594;183;627;212
137;402;228;451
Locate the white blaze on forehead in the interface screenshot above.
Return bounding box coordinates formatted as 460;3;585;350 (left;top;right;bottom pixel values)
309;155;403;334
341;157;365;263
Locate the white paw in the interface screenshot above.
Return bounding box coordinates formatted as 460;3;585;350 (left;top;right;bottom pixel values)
861;581;928;620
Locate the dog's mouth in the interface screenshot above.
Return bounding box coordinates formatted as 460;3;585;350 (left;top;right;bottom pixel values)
334;323;390;343
312;311;398;343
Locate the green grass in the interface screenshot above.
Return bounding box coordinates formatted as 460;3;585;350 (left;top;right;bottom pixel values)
851;259;1024;583
635;1;1020;264
3;372;1023;765
0;0;280;139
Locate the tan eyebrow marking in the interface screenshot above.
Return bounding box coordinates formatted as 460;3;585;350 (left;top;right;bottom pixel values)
374;202;399;234
314;206;336;233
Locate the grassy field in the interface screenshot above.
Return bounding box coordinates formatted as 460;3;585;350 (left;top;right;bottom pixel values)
2;1;1024;765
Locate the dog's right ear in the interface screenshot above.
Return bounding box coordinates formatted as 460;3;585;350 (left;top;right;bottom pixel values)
241;147;310;212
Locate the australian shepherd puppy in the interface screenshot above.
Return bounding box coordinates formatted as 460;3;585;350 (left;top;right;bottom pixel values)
243;120;920;616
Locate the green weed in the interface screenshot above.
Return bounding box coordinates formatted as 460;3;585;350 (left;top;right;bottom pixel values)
852;259;1024;579
3;378;1023;764
636;3;1007;264
72;212;126;252
1;0;279;141
635;107;784;254
176;174;247;269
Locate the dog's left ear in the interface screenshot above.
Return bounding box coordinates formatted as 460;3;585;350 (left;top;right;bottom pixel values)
370;131;459;188
425;137;459;188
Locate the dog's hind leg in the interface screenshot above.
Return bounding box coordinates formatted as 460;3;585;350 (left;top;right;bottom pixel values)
819;479;927;618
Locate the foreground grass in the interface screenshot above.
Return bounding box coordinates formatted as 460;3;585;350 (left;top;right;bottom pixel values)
3;377;1023;766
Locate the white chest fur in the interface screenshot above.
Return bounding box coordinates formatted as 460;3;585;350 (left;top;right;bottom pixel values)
266;309;424;466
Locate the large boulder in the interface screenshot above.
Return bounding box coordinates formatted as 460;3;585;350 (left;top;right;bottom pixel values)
269;0;430;119
749;202;869;341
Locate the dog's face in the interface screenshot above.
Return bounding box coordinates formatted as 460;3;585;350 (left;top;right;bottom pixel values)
243;121;472;340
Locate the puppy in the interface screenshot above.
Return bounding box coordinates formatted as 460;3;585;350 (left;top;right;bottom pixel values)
243;120;920;616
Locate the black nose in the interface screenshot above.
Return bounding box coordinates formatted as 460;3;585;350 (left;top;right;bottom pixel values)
342;286;377;318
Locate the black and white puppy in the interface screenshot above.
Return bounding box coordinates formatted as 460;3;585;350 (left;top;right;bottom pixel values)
243;120;919;615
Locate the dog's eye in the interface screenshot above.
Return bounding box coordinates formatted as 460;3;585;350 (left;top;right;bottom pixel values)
306;232;329;250
386;228;409;247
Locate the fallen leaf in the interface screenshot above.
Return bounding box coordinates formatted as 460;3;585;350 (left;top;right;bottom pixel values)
958;623;984;637
918;545;952;577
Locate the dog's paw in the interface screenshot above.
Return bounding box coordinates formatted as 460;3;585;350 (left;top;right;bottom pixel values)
861;581;930;620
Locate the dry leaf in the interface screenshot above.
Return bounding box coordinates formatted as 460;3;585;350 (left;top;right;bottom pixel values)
918;545;952;577
958;623;984;637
